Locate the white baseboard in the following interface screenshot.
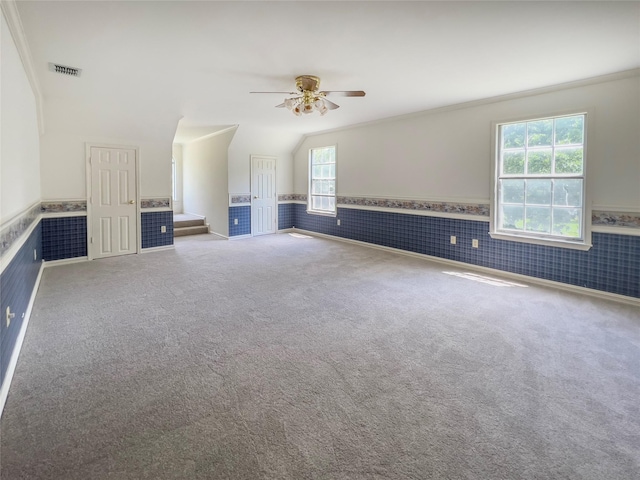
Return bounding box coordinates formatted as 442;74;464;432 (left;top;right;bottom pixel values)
0;261;45;417
229;234;252;240
291;229;640;308
140;245;175;253
43;256;88;268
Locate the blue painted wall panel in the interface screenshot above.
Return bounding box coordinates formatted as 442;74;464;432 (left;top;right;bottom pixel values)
0;223;42;384
229;206;251;236
42;216;87;261
278;203;295;230
292;204;639;298
141;211;174;249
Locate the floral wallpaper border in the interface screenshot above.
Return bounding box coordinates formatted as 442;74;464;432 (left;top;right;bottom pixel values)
41;200;87;213
2;200;638;261
279;195;640;229
337;196;490;217
230;194;251;205
0;203;42;258
141;198;171;209
592;210;640;229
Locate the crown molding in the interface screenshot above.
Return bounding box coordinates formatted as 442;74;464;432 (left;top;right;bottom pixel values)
298;68;640;144
1;1;45;135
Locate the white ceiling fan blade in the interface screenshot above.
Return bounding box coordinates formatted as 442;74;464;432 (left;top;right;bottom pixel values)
321;90;366;97
323;98;340;110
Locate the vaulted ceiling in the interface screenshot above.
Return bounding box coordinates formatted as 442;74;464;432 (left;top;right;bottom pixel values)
15;1;640;141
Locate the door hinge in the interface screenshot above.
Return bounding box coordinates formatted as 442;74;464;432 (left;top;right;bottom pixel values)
90;237;93;244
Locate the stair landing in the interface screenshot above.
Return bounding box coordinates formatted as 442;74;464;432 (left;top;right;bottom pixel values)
174;214;209;237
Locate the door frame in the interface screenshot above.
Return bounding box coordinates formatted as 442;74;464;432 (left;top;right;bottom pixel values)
85;143;141;260
250;155;278;236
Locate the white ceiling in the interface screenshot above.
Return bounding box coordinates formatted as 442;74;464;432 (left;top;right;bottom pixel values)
15;1;640;142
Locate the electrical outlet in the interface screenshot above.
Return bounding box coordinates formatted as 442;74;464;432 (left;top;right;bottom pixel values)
6;307;15;327
450;235;456;245
161;226;167;233
234;219;238;225
472;239;479;248
337;219;341;226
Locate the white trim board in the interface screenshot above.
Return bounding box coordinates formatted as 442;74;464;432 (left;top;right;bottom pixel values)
140;245;175;253
285;228;640;308
43;256;89;268
0;215;42;275
0;261;45;417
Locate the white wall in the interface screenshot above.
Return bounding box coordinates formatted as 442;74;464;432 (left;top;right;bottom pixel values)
172;143;183;213
294;74;640;211
39;96;178;201
40;132;172;200
183;128;236;236
0;11;41;223
228;125;299;196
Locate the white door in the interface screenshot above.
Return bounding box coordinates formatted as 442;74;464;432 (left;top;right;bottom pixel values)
89;146;138;259
251;155;277;236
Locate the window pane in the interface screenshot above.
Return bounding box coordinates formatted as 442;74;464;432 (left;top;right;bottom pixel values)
527;119;553;147
525;207;551;233
555;147;583;174
553;179;582;207
501;205;524;230
526;179;552;205
552;207;581;237
502;150;525;174
312;165;322;178
501;179;525;204
555;115;584;145
527;149;552;174
321;164;332;178
502;123;525;148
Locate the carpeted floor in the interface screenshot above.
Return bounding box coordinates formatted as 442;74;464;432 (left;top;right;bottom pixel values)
1;233;639;479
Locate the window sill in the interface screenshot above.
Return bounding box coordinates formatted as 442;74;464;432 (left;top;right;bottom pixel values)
489;231;592;251
306;209;337;218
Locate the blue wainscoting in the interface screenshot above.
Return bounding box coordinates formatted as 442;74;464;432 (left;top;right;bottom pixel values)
278;203;295;230
42;216;87;261
291;204;639;299
141;211;174;249
0;223;42;385
229;206;251;237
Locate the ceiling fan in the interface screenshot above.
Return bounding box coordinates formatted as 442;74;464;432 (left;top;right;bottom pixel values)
250;75;365;116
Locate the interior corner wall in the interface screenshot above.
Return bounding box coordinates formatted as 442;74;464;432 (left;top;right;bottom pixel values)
293;74;640;210
172;143;183;213
0;11;41;223
182;129;235;237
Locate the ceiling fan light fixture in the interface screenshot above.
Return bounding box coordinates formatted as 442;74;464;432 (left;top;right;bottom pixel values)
251;75;365;117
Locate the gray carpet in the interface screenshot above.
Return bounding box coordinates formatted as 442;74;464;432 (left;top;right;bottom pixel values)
1;233;639;479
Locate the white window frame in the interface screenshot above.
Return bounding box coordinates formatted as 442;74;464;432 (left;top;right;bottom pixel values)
490;110;592;251
307;145;337;216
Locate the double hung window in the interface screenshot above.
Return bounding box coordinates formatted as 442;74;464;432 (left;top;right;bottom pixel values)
308;146;336;215
492;113;589;248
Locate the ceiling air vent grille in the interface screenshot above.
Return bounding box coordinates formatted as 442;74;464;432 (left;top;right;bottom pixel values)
48;63;82;77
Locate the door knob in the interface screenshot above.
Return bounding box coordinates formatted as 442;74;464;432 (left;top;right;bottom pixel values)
129;200;135;204
254;196;258;199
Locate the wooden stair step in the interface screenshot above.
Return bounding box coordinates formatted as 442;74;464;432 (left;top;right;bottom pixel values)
174;219;206;228
174;225;209;237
